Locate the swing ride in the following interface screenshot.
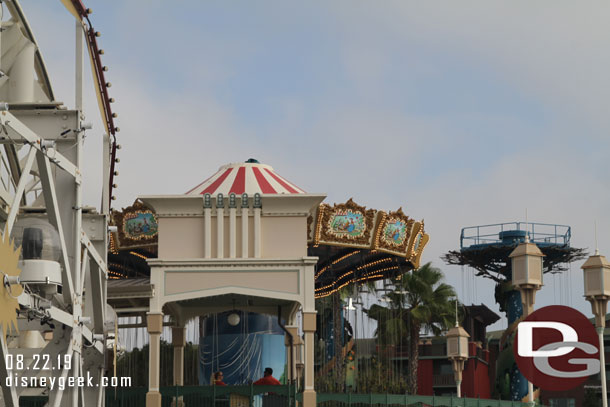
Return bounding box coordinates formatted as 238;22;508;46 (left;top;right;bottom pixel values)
104;158;429;406
0;1;118;406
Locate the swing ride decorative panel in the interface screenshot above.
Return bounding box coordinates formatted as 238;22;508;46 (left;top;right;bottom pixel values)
307;199;430;298
313;199;378;248
111;200;159;250
407;222;430;269
374;208;415;257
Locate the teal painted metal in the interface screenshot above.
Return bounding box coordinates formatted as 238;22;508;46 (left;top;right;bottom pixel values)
296;392;542;407
160;384;296;407
102;388;542;407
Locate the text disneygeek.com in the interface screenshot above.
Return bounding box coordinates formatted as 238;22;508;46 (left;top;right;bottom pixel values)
6;374;131;390
4;355;131;390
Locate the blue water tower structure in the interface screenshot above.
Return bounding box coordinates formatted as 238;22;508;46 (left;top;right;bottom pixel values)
443;222;586;401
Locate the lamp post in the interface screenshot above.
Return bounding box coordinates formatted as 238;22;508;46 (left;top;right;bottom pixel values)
447;308;469;398
581;250;610;407
509;238;544;405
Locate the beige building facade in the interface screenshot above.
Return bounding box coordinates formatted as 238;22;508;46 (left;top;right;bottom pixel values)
140;161;324;407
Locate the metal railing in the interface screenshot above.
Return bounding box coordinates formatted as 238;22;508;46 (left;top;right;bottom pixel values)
305;393;534;406
460;222;571;249
420;343;447;357
104;384;297;407
392;344;487;362
433;374;456;387
391;343;447;358
97;388;541;407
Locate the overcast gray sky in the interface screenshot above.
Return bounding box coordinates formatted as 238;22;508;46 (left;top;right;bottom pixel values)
23;1;610;331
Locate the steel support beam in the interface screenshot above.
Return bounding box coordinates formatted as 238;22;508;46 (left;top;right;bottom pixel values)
0;112;81;183
36;152;75;303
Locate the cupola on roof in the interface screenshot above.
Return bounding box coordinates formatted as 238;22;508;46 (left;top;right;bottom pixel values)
186;159;306;196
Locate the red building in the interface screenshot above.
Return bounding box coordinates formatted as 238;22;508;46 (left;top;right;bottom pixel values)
413;304;499;397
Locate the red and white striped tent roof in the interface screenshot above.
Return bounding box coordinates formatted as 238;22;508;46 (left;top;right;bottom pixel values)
186;160;306;196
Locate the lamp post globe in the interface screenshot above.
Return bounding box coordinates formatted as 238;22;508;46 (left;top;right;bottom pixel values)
582;250;610;407
447;324;469;398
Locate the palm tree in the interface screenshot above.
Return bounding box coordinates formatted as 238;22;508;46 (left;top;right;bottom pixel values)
365;262;457;395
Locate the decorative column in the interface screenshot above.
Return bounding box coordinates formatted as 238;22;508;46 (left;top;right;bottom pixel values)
146;313;164;407
302;312;317;407
447;324;469;397
217;193;224;258
253;193;261;258
229;193;237;258
285;326;300;383
509;239;544;406
296;341;305;385
241;193;249;258
172;326;186;407
582;250;610;407
204;194;212;258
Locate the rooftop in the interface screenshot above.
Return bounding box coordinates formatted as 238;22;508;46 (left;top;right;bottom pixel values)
185;159;306;196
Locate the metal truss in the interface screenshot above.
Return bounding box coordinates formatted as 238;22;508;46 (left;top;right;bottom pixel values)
0;1;115;406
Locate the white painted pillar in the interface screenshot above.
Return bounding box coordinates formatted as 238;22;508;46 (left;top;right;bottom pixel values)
254;207;261;258
204;207;211;258
229;207;236;258
241;205;248;258
217;202;224;258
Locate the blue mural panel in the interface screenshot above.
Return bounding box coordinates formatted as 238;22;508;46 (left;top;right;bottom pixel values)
199;312;286;385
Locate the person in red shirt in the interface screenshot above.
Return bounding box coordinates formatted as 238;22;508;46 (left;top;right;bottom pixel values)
213;371;226;386
253;367;281;385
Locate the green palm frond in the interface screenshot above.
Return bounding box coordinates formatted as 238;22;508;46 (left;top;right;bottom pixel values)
365;262;458;339
362;262;459;395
